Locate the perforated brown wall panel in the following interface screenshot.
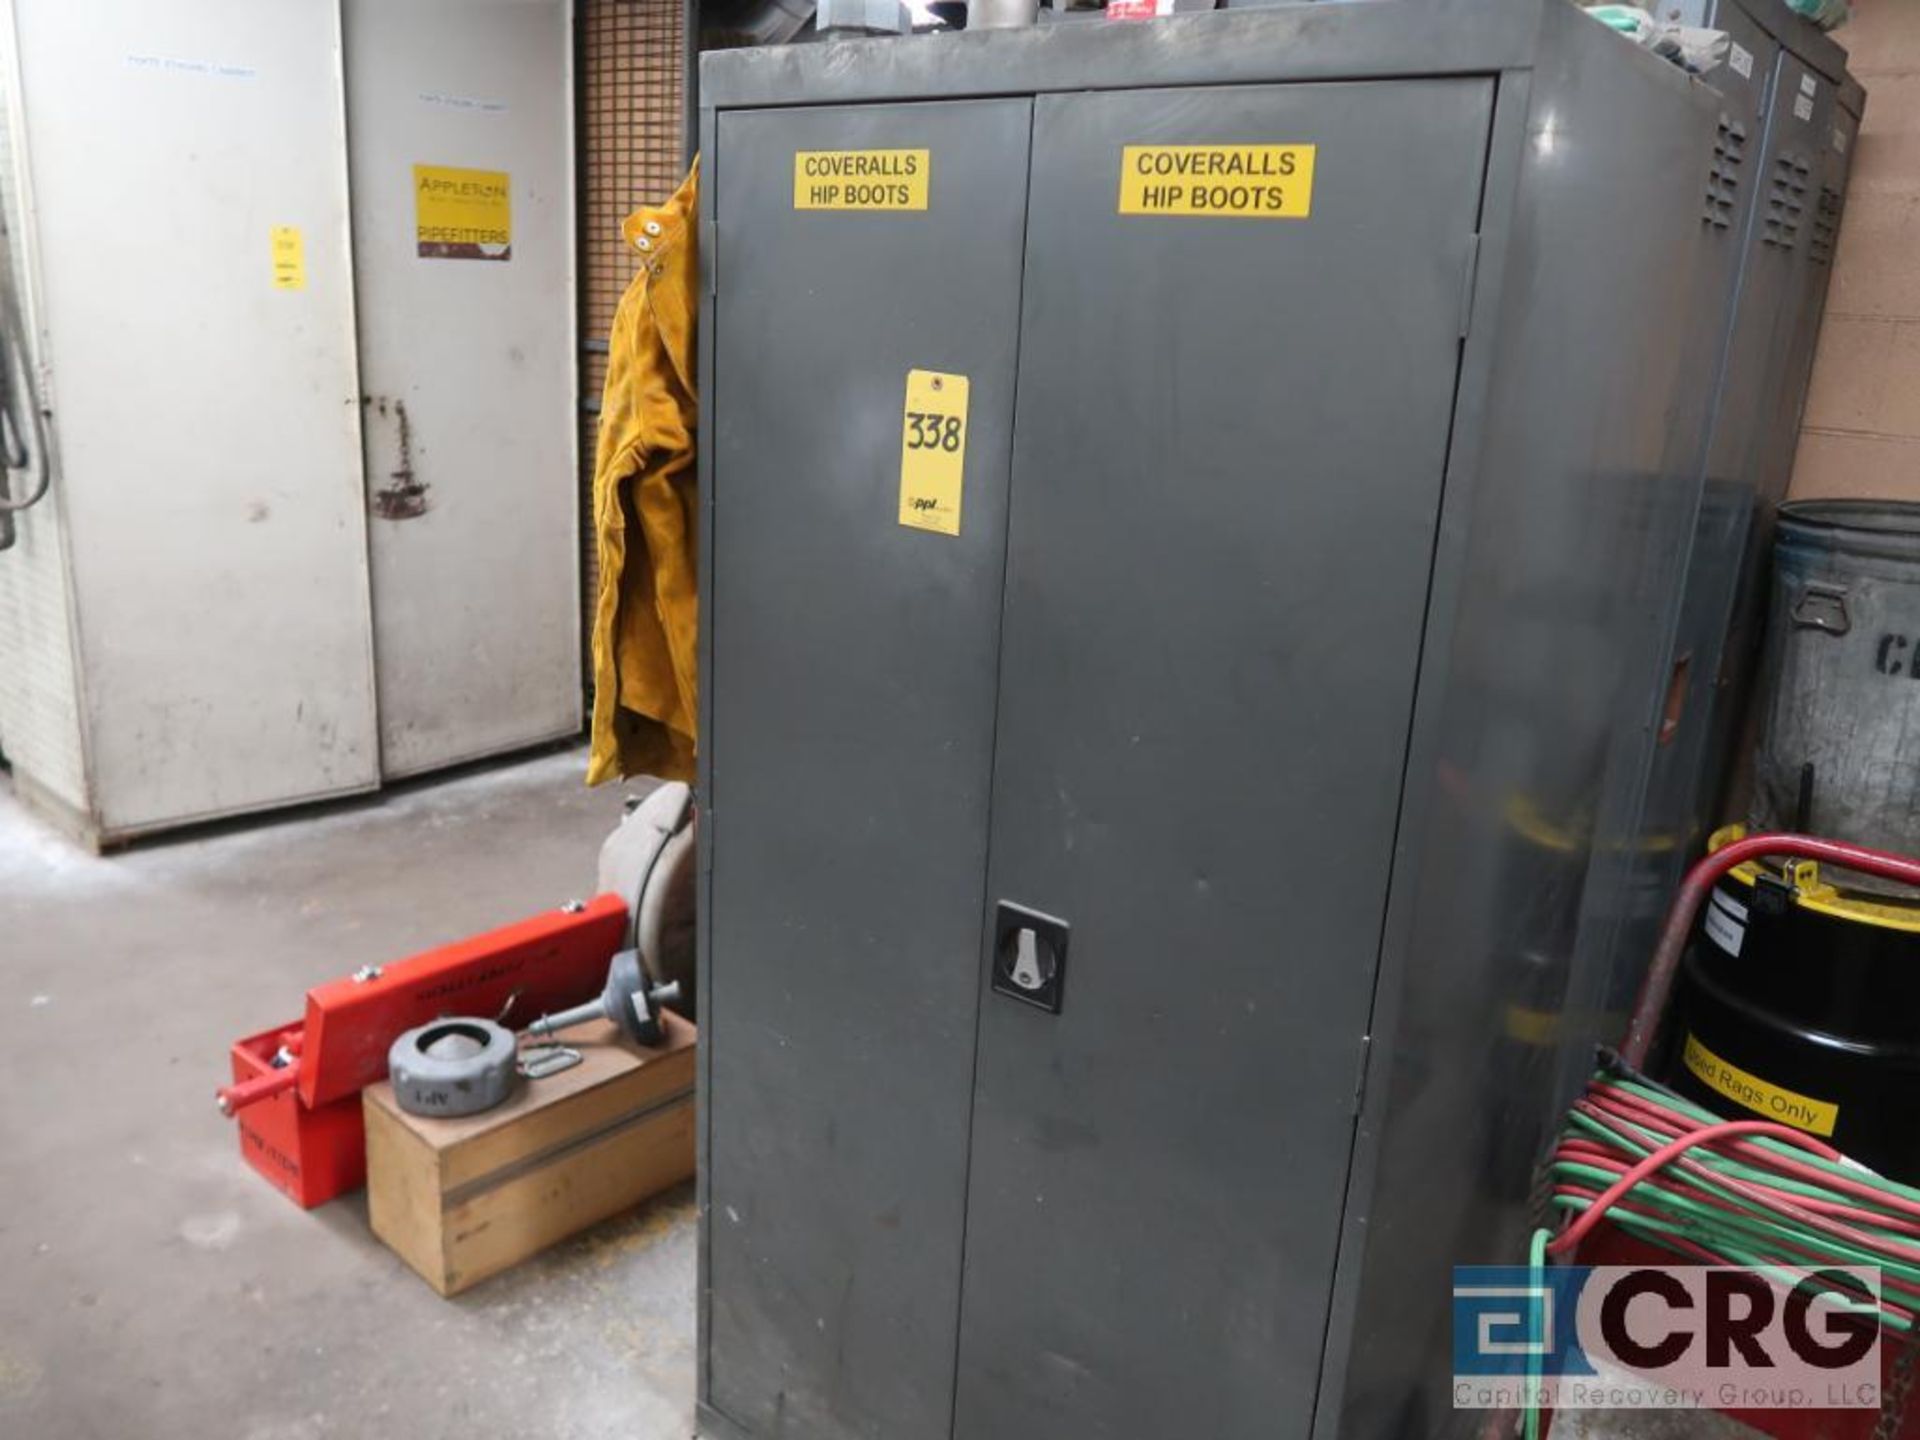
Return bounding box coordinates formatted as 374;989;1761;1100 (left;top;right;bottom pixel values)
577;0;688;668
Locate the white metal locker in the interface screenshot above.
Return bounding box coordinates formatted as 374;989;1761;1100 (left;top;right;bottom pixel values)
0;0;379;842
0;0;583;845
344;0;581;779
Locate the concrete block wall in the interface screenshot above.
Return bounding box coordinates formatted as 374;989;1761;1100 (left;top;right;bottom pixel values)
1789;3;1920;500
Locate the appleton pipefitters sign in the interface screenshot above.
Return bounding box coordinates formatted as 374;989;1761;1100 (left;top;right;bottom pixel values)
414;164;511;261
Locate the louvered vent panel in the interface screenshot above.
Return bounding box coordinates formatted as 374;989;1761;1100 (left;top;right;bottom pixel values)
1703;113;1746;231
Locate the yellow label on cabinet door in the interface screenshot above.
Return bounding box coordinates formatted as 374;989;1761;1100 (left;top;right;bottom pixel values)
794;150;930;211
414;164;512;260
1118;144;1316;218
898;370;969;537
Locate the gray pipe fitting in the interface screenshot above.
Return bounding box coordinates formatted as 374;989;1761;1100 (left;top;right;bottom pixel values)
388;1018;518;1118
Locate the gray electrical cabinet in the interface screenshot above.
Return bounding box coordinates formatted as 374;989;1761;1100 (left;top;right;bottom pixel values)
695;3;1732;1436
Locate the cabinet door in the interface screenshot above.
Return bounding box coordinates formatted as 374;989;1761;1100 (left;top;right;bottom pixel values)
1609;0;1778;1021
955;79;1491;1440
11;0;377;835
1649;0;1776;837
1688;47;1835;834
1750;55;1838;510
344;0;580;778
704;99;1032;1440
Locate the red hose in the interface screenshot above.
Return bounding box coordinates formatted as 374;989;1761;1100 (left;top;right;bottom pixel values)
1547;1117;1841;1256
1584;1078;1920;1223
1575;1119;1920;1262
1619;831;1920;1069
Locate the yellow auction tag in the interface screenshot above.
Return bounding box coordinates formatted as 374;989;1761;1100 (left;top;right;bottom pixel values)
1118;144;1315;218
270;225;306;291
898;369;969;537
794;150;930;211
1683;1035;1839;1137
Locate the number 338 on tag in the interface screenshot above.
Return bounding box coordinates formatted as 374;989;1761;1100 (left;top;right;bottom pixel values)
899;369;970;536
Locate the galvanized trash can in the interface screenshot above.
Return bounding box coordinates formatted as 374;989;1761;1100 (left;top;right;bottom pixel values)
1752;500;1920;891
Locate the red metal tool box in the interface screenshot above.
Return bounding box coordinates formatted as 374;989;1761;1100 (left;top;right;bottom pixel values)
220;895;628;1208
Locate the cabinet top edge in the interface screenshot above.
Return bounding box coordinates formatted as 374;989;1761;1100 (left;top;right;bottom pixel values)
1711;0;1853;89
700;0;1549;113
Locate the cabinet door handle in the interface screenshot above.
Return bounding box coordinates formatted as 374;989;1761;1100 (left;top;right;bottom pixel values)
991;902;1069;1014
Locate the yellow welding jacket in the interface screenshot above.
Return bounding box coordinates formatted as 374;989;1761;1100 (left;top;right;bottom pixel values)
587;160;699;787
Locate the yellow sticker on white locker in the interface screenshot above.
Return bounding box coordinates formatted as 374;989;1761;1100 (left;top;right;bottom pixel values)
794;150;930;211
270;225;306;291
1118;145;1315;218
899;370;969;537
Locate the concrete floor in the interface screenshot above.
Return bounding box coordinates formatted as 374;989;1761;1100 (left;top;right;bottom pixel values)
0;745;1787;1440
0;747;699;1440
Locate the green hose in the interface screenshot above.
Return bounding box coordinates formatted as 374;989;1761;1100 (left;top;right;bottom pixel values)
1515;1064;1918;1438
1525;1227;1550;1440
1544;1069;1920;1333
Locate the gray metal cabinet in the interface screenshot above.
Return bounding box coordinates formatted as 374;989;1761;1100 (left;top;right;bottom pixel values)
1648;0;1779;865
1579;0;1861;1036
1561;0;1781;1051
1755;70;1860;515
1688;39;1861;844
1643;2;1858;842
1741;49;1836;513
697;4;1722;1437
1683;43;1843;826
1703;48;1822;515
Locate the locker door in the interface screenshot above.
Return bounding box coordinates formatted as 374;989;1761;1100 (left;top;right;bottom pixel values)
1689;47;1835;821
954;80;1492;1440
1613;2;1778;993
8;0;378;835
1750;54;1837;509
705;99;1032;1440
1704;46;1820;508
344;0;580;777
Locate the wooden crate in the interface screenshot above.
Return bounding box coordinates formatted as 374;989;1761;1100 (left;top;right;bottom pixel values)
364;1012;695;1296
